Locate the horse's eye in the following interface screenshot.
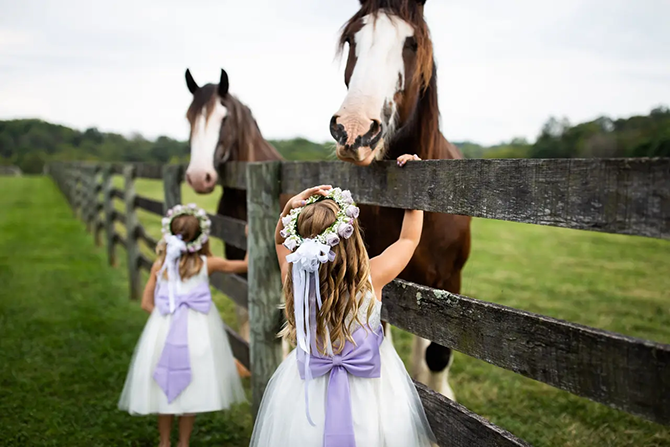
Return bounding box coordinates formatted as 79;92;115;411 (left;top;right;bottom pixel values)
404;37;418;52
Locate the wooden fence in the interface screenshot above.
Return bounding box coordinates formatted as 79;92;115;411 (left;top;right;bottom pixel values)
49;158;670;446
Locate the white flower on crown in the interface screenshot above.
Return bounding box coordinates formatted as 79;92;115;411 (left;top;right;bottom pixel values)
280;187;358;258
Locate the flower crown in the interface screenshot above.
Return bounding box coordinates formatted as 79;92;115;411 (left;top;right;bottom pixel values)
280;187;360;254
161;203;212;253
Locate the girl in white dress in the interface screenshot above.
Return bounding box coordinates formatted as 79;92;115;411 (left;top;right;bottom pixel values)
250;154;436;447
118;203;247;447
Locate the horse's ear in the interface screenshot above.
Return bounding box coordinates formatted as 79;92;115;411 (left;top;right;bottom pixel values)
185;69;199;94
218;69;230;98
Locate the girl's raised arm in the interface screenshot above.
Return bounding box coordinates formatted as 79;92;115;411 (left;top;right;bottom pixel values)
370;154;424;293
207;254;248;275
141;261;161;313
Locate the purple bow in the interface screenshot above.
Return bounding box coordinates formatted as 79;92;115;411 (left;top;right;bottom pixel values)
153;281;212;403
297;326;384;447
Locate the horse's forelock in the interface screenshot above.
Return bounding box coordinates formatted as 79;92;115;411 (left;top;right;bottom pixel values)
338;0;433;91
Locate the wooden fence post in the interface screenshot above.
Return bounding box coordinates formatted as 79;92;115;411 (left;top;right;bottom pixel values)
91;165;103;246
162;164;182;211
246;161;283;416
71;168;80;217
124;165;141;300
102;165;116;266
83;168;94;232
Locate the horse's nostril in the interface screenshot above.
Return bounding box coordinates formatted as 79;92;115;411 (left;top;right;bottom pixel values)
330;115;347;145
370;120;381;136
185;173;192;185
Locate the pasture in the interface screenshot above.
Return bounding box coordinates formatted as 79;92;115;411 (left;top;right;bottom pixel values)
1;175;668;446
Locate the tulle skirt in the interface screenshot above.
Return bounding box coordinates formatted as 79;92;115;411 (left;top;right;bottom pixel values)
250;336;436;446
118;304;246;415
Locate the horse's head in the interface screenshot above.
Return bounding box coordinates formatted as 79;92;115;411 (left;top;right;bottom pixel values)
184;69;279;194
330;0;434;165
184;68;230;193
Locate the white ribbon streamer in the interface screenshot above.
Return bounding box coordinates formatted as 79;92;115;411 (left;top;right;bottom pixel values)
157;234;187;314
286;238;331;426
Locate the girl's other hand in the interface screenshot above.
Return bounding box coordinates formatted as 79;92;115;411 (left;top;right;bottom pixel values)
288;185;332;210
397;154;421;167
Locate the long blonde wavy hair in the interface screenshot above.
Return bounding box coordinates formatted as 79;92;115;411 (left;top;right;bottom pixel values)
280;199;374;355
155;214;212;281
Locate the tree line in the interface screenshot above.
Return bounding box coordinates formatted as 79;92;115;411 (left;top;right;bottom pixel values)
1;106;668;174
456;106;670;159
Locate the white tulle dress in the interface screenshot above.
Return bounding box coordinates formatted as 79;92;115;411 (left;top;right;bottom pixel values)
250;289;436;446
118;257;246;415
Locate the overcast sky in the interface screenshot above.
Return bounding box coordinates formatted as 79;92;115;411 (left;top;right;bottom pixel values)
1;0;669;145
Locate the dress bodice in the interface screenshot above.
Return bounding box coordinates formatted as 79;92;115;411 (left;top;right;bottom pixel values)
156;256;209;294
344;289;382;333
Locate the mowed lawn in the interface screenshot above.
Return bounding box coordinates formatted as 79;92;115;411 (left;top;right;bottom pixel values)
0;177;252;447
1;175;669;446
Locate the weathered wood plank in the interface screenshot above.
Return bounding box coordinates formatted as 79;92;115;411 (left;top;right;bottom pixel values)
111;188;124;200
134;195;164;216
162;165;183;212
124;166;141;301
136;225;158;252
110;163;125;175
281;158;670;240
224;323;251;370
382;280;670;425
112;210;127;224
113;233;127;248
209;214;247;250
90;165;103;246
414;382;531;447
210;272;249;309
246;161;283;416
138;254;153;271
221;162;247;190
133;163;164;180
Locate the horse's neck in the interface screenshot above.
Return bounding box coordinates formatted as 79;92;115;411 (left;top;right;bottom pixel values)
387;73;463;161
228;97;283;162
251;138;283;162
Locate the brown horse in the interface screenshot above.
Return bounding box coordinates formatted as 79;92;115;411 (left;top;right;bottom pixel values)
330;0;472;399
183;68;283;342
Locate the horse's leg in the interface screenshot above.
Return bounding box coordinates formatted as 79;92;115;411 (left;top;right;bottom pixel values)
236;306;250;341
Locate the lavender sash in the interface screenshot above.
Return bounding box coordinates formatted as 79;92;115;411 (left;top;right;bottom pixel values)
297;326;384;447
153;281;212;403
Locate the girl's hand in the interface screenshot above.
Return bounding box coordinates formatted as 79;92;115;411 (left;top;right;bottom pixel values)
286;185;332;210
141;302;154;314
397;154;421;167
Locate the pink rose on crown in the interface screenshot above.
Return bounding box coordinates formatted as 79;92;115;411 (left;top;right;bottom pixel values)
345;205;359;219
340;190;353;205
284;237;298;251
326;232;340;247
337;223;354;239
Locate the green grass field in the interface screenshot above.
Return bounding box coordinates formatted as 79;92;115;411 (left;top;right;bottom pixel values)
2;176;669;446
0;177;252;446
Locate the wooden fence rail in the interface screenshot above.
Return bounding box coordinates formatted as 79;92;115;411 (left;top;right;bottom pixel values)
48;158;670;447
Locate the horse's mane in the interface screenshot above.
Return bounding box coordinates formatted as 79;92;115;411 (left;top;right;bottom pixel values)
221;94;278;161
186;84;280;162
